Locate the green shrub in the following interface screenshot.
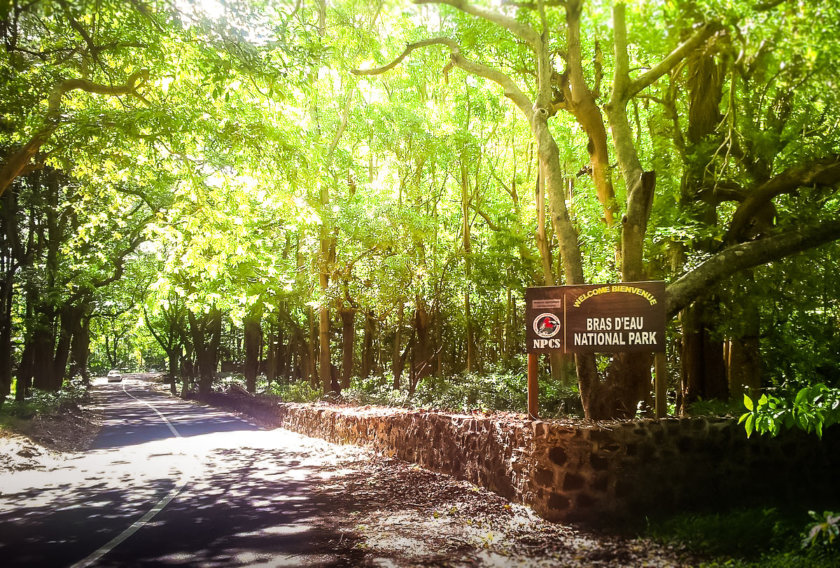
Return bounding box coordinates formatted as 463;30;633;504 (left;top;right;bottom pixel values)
0;379;88;426
802;510;840;550
740;384;840;438
266;380;323;403
341;371;581;417
646;507;840;567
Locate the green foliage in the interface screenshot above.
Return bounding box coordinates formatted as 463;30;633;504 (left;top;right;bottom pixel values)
647;507;840;567
802;511;840;550
266;380;323;404
1;381;87;426
686;397;746;417
342;370;580;418
647;508;796;559
739;384;840;438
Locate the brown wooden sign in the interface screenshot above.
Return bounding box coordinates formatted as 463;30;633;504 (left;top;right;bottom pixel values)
525;281;666;354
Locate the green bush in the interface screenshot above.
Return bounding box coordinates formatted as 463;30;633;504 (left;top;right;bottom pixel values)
341;371;581;417
266;380;323;403
0;379;88;425
740;383;840;438
646;507;840;568
802;510;840;550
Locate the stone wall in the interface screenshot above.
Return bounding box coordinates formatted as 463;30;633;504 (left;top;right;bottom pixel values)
197;392;840;525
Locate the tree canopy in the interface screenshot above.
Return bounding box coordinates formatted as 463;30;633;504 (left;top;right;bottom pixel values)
1;0;838;420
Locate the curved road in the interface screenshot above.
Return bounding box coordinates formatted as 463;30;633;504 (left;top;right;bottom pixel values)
0;376;365;567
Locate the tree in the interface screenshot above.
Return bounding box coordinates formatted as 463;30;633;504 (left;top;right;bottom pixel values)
354;0;840;418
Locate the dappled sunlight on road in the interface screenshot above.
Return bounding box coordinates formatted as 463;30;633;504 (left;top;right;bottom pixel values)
1;380;368;567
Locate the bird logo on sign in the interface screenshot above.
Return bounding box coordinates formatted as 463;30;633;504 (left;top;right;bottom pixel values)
533;313;561;338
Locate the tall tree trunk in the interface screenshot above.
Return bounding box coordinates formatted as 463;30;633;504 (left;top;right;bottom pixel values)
340;307;355;389
726;287;762;400
266;329;277;384
461;155;476;373
413;299;433;386
275;327;288;380
318;288;332;393
15;342;34;401
0;271;13;403
361;310;375;378
679;297;727;413
307;308;318;388
167;350;179;395
392;304;404;389
68;308;91;383
243;305;263;394
189;307;222;396
52;304;82;390
31;309;56;391
727;336;761;401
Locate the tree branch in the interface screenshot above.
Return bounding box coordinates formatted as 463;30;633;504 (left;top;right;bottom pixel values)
353;38;534;119
625;22;721;100
726;157;840;241
0;70;151;198
469;203;501;231
666;218;840;318
46;69;150;121
415;0;540;47
352;38;458;76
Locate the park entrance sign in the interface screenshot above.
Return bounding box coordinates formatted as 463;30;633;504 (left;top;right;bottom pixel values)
525;281;666;354
524;281;668;419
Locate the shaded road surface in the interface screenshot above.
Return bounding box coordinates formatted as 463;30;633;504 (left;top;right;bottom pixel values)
0;377;367;567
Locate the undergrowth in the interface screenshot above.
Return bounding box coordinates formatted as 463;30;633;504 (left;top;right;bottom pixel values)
0;379;88;428
214;370;582;416
646;507;840;567
340;371;581;417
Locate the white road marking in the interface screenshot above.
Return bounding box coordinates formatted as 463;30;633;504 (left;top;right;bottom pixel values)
70;382;193;568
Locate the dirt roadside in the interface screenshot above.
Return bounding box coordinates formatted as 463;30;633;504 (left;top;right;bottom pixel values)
1;384;699;567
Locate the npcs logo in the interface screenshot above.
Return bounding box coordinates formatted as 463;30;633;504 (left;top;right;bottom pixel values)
533;312;561;338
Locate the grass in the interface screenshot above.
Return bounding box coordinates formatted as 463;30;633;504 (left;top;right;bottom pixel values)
645;507;840;567
1;379;88;429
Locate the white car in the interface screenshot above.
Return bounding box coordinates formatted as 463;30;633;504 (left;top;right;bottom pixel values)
106;369;122;383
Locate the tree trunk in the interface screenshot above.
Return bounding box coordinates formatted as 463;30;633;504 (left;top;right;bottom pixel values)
167;349;179;395
275;327;288;380
726;296;761;400
0;271;13;403
534;173;555;287
318;296;332;394
15;342;34;401
189;307;222;396
679;298;727;413
340;307;355;389
392;304;404;389
243;305;263;394
68;309;91;383
31;309;56;391
413;299;433;385
52;304;82;390
266;328;277;384
361;310;375;378
461;155;476;373
307;308;318;388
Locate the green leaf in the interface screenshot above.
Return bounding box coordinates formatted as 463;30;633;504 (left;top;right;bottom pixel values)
743;393;754;412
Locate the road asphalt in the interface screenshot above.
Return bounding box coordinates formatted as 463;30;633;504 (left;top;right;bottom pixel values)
0;376;366;567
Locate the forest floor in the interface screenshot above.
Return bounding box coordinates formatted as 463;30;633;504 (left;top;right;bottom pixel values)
0;386;701;567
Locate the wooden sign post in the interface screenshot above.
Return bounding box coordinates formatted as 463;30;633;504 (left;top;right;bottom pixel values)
525;282;666;420
527;352;539;419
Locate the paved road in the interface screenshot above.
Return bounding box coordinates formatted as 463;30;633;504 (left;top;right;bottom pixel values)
0;377;366;567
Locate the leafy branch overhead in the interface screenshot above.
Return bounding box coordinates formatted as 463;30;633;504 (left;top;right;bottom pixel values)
2;0;840;427
0;69;151;198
